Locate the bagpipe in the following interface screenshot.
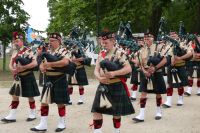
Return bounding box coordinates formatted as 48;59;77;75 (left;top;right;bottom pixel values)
157;17;167;41
147;43;165;66
147;17;168;67
99;49;123;71
41;47;76;76
15;47;39;71
118;39;141;61
64;39;92;66
163;35;187;57
178;21;186;41
116;21;125;41
116;21;141;60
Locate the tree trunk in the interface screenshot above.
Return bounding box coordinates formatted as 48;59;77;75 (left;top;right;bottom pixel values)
149;0;171;39
149;4;163;39
3;43;6;72
195;2;200;34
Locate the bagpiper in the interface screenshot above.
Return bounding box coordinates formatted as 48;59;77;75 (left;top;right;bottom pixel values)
162;32;193;108
1;32;40;123
132;33;167;122
91;30;134;133
184;34;200;96
31;33;70;132
67;41;89;105
129;38;144;101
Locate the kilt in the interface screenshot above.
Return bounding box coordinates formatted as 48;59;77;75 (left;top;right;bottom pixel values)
41;75;68;104
130;65;139;85
91;82;135;116
68;66;88;86
139;71;166;94
9;72;40;97
167;65;188;88
186;61;200;78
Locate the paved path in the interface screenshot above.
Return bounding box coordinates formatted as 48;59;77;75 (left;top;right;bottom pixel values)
0;79;199;133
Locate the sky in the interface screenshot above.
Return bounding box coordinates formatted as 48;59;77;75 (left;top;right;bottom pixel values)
22;0;50;33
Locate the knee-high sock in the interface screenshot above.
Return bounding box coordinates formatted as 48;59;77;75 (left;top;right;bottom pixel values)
79;87;84;95
113;118;121;128
140;98;147;108
93;119;103;129
131;84;138;91
10;101;19;109
41;106;49;116
166;87;173;96
197;80;200;87
188;79;193;87
156;97;162;107
178;87;184;96
68;87;73;95
58;106;65;117
29;101;36;109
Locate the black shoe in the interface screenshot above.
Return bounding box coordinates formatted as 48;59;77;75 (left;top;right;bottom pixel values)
77;101;83;105
197;93;200;96
155;116;162;120
132;118;144;123
55;128;65;132
26;118;36;122
1;118;16;123
162;104;171;108
30;127;47;132
130;97;136;101
184;92;191;96
66;101;72;105
177;103;183;106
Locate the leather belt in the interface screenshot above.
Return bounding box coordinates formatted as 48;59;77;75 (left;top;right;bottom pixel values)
76;65;84;69
108;78;121;84
18;71;31;76
174;62;185;67
45;71;64;76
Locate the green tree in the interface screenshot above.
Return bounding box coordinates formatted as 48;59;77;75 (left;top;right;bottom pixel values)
47;0;200;38
0;0;29;71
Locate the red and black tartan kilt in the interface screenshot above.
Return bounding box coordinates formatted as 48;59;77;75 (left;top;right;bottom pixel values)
41;75;69;104
91;82;135;116
68;66;89;86
9;72;40;97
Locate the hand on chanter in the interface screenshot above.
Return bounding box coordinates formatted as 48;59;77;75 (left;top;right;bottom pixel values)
148;66;156;74
104;71;115;79
98;76;109;84
143;69;151;77
40;63;46;73
11;68;18;75
174;56;182;61
16;64;26;73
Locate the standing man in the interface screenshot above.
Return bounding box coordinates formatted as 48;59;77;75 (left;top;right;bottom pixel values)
1;32;40;123
184;35;200;96
129;38;144;101
31;33;70;132
91;31;134;133
132;34;167;122
162;32;193;108
67;43;89;105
